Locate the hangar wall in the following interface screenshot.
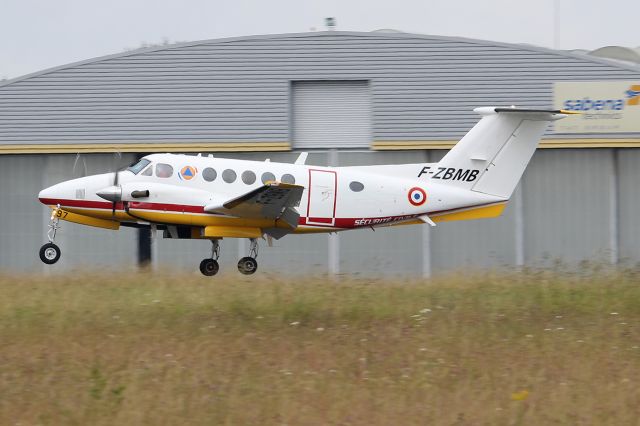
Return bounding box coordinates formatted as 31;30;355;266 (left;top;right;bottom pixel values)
2;148;638;275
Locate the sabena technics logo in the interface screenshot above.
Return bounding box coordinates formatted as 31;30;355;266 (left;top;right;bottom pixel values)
562;84;640;111
626;85;640;106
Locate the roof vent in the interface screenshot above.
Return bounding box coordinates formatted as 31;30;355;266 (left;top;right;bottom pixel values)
325;17;336;31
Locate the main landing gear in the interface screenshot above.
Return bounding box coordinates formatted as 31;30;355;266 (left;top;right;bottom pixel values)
199;240;220;276
39;207;62;265
198;238;260;276
237;239;259;275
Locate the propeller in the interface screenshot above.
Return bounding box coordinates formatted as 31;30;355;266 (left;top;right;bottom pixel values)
97;154;153;217
111;168;119;215
96;153;125;217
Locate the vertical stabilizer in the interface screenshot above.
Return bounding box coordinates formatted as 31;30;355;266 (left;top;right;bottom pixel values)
434;107;569;198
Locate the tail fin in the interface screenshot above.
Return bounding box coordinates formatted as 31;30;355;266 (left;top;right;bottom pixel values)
435;107;571;198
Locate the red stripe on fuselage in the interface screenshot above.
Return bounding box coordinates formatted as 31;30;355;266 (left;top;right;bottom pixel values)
38;198;205;213
39;198;119;210
128;201;205;213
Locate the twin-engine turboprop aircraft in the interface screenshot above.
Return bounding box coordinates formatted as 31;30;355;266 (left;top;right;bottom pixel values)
38;107;573;275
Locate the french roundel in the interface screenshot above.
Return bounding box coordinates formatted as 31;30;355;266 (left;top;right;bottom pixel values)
408;187;427;206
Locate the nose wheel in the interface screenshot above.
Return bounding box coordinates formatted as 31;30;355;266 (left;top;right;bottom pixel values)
199;240;220;276
39;242;61;265
237;238;259;275
40;206;62;265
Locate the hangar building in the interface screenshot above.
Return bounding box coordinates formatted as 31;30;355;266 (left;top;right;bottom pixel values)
1;31;639;275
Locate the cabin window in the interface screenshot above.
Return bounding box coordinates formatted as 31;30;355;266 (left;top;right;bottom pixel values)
127;158;151;175
155;163;173;178
141;165;153;176
203;167;217;182
242;171;256;185
281;174;295;184
261;172;276;184
349;181;364;192
222;169;237;183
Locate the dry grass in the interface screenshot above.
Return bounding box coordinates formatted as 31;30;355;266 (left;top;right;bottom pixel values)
1;268;639;425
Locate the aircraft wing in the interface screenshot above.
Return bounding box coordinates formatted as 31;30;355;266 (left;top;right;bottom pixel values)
203;182;304;226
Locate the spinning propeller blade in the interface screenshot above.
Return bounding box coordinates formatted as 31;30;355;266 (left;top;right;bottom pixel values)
72;153;88;178
111;152;123;216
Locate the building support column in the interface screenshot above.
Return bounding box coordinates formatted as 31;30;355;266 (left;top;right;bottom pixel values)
422;225;432;278
134;153;153;268
422;149;432;278
328;149;340;275
514;184;525;267
138;227;152;267
238;238;247;260
609;149;619;265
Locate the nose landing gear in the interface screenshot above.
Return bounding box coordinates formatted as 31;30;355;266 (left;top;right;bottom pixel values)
199;239;220;276
40;242;61;265
39;207;62;265
237;238;258;275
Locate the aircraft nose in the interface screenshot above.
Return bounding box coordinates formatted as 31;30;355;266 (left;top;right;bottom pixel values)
38;185;58;205
39;173;117;206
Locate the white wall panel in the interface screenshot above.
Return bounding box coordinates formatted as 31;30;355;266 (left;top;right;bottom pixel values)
617;149;640;264
337;151;426;276
522;149;613;265
292;81;371;148
0;149;637;275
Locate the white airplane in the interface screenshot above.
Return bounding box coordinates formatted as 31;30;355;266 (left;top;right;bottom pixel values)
38;107;573;275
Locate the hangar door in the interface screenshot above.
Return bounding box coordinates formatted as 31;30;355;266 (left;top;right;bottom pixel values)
292;81;371;148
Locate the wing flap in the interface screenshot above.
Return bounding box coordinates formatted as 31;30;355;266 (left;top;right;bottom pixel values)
204;182;304;222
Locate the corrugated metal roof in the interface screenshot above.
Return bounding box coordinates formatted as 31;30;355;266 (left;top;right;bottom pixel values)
1;31;639;150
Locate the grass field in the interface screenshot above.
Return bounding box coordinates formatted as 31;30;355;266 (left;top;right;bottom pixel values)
1;268;639;425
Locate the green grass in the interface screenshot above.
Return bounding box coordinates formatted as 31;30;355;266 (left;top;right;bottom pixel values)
1;268;639;425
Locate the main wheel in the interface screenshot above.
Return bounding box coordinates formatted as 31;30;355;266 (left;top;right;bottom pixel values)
237;257;258;275
199;258;219;276
39;243;61;265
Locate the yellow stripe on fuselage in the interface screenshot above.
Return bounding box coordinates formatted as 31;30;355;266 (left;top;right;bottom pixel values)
390;202;507;227
59;202;506;236
432;202;507;222
62;206;336;234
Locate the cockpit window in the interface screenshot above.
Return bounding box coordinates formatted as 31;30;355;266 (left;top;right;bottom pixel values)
156;163;174;178
127;159;151;175
141;165;153;176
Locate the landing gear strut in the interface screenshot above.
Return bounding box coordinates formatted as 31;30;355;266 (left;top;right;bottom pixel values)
237;238;258;275
199;239;220;276
39;206;62;265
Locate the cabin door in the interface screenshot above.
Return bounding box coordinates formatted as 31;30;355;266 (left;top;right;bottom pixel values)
306;170;337;226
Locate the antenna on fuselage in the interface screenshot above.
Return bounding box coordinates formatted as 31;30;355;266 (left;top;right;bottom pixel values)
294;152;308;165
